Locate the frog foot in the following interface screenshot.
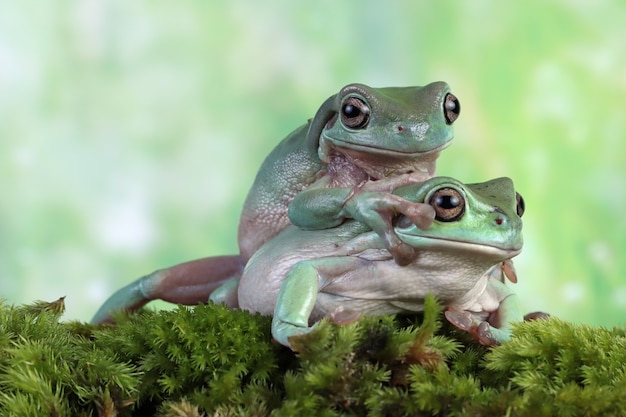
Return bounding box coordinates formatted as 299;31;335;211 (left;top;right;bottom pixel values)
523;311;551;321
486;260;518;283
344;190;436;265
444;308;510;347
502;259;518;283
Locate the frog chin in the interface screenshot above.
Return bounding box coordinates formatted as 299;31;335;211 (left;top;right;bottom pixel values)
320;135;450;179
396;233;522;261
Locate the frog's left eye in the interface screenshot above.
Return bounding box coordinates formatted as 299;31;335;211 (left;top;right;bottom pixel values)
516;192;525;217
429;188;465;222
341;96;370;129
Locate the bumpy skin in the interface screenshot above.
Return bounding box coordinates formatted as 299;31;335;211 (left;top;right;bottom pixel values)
92;82;459;324
236;177;525;350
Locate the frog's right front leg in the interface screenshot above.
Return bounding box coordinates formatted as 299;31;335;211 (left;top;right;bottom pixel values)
91;255;245;324
272;257;361;350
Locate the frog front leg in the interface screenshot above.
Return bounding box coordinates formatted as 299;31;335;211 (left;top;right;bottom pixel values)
288;187;435;266
91;255;244;323
272;256;361;349
445;278;523;346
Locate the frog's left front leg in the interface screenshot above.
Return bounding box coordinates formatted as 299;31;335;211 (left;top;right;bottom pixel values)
445;278;523;346
272;257;361;350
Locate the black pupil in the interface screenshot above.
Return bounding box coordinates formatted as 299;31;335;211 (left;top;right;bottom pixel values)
343;104;359;118
435;195;460;209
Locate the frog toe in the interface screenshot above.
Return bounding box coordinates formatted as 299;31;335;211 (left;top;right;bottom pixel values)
524;311;551;321
444;308;474;332
389;241;418;266
445;308;511;346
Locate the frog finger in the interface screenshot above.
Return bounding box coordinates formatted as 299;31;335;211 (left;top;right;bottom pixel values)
502;259;518;283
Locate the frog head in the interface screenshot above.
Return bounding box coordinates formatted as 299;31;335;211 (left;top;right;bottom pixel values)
393;177;524;258
310;82;460;178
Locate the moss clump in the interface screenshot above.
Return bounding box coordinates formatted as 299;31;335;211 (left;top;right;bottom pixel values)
0;296;625;416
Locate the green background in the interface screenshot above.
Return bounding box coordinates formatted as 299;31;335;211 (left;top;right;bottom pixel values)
1;1;624;325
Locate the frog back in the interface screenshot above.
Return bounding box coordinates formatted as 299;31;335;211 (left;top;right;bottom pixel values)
237;123;324;259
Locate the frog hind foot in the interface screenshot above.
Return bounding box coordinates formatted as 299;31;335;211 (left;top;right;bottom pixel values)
444;308;510;347
91;254;245;324
523;311;551;321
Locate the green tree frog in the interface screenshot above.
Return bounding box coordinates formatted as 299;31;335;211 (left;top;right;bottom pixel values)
91;82;460;324
236;177;525;349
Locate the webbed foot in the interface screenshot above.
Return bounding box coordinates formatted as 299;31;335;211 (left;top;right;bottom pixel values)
343;190;436;265
444;308;510;346
524;311;551;321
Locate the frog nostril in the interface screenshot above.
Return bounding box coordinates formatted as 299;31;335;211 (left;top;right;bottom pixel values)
396;125;404;132
495;217;504;226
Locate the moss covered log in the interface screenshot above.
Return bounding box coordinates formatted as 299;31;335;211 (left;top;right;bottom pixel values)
0;297;625;416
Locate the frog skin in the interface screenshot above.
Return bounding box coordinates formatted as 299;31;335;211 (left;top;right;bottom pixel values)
91;82;460;324
236;176;525;350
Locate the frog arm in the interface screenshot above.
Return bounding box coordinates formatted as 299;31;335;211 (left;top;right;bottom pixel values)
272;257;360;350
289;186;435;266
271;261;320;349
91;255;244;323
445;278;522;346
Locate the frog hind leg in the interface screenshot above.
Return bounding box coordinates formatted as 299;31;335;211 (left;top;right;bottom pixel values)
91;255;245;324
445;278;523;346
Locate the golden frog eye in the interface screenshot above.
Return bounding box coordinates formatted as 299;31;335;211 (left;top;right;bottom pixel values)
429;187;465;222
516;192;525;217
341;96;370;129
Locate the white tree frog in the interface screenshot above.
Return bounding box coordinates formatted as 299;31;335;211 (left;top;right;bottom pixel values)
92;82;460;323
236;177;525;349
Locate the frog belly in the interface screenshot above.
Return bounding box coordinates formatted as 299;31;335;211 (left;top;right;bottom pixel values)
312;251;493;321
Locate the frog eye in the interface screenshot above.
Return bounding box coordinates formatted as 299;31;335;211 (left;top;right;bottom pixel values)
444;93;460;125
516;192;525;217
341;96;370;129
429;187;465;222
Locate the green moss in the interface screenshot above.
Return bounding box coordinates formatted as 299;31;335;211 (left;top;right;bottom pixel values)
0;297;625;416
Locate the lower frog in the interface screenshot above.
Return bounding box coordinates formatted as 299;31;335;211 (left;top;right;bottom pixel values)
237;176;526;349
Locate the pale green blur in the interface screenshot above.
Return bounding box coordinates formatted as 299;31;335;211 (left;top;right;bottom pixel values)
1;1;624;325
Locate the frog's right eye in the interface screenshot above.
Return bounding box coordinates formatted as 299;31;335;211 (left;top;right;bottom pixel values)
516;192;525;217
444;93;460;125
341;96;370;129
429;187;465;222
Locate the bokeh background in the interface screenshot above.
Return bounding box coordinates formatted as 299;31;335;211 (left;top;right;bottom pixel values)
1;1;624;325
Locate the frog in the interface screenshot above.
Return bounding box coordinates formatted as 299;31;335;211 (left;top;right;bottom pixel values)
91;82;460;324
236;176;525;349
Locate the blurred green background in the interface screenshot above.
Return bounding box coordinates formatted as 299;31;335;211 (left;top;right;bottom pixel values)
1;1;624;325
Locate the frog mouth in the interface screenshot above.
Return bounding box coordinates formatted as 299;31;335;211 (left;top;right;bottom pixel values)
395;233;523;259
323;134;453;157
